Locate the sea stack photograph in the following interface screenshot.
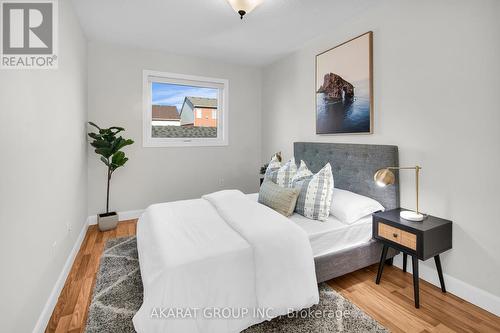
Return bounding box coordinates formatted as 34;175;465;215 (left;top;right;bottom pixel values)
316;32;373;134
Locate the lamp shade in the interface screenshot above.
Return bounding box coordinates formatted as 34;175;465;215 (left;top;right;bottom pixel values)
227;0;264;19
374;168;395;187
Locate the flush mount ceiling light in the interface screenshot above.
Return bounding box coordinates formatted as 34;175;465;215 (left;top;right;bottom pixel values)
227;0;264;19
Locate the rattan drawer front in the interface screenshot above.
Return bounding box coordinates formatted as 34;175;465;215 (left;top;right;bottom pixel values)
400;230;417;250
378;222;401;244
378;222;417;251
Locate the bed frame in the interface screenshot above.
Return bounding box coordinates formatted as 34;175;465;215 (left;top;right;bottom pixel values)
293;142;400;283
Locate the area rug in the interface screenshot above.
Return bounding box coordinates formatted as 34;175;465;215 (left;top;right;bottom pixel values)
85;237;388;333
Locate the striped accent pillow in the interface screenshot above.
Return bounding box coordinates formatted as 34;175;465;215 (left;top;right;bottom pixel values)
264;154;282;178
268;158;298;188
291;160;314;187
294;163;334;221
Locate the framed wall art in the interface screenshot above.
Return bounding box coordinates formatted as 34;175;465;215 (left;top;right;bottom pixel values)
316;31;373;134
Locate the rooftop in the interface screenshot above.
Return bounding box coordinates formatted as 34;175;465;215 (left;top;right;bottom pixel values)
186;97;217;109
152;105;180;120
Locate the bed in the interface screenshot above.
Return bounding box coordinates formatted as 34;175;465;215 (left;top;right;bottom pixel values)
133;142;400;333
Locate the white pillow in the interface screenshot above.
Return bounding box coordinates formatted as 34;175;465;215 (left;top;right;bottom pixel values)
330;188;384;224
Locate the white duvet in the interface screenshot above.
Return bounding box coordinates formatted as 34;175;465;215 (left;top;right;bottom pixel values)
133;190;319;333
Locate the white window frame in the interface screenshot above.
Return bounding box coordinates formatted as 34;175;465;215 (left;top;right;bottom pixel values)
143;70;229;147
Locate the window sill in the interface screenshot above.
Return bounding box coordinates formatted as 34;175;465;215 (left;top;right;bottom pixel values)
142;138;229;148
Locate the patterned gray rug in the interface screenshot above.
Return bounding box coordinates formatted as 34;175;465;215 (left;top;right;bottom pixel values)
85;237;388;333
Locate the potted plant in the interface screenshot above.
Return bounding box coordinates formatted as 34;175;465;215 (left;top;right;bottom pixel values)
88;122;134;231
259;163;269;176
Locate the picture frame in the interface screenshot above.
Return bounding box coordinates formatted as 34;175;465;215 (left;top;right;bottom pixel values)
315;31;373;135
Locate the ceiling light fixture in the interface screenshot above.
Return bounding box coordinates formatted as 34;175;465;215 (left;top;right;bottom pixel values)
226;0;264;19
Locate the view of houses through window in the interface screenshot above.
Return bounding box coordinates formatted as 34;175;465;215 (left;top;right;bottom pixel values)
151;82;219;138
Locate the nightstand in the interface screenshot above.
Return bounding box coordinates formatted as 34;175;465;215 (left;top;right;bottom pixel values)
372;209;452;308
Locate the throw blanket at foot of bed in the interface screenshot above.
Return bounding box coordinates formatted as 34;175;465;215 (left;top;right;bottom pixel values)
133;190;319;333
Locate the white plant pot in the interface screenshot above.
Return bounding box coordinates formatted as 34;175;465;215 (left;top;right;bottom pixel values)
97;212;119;231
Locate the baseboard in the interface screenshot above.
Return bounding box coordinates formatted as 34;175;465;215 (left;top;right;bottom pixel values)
32;220;89;333
87;209;144;225
393;254;500;316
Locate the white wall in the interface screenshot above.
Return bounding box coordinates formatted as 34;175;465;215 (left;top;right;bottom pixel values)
87;42;262;215
261;0;500;299
0;1;88;332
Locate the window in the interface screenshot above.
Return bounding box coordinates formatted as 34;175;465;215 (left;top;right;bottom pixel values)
143;70;229;147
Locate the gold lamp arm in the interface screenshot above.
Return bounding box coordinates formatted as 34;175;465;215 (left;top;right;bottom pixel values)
385;166;418;170
384;166;422;214
415;166;421;214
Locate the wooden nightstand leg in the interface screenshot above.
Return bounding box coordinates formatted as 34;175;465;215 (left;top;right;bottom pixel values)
434;255;446;293
376;244;389;284
412;255;420;308
403;253;407;273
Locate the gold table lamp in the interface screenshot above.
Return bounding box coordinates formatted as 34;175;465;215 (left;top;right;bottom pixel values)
374;166;425;221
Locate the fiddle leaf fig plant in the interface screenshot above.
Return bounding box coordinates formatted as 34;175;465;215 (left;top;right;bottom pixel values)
88;122;134;214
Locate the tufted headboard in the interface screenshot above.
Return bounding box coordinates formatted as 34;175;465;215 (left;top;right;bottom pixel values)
294;142;400;210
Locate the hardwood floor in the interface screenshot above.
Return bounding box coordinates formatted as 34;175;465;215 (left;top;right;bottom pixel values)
46;220;500;333
46;220;137;333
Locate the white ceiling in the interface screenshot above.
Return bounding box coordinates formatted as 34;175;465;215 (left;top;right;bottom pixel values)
71;0;373;67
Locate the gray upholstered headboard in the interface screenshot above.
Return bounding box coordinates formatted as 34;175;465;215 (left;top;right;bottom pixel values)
294;142;400;210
